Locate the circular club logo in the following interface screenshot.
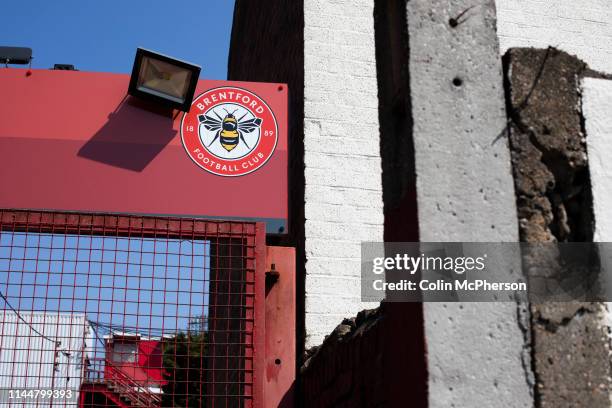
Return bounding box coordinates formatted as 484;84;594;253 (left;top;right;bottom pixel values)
181;87;278;177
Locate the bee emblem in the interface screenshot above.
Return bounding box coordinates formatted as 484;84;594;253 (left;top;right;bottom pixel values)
181;87;279;177
198;109;262;152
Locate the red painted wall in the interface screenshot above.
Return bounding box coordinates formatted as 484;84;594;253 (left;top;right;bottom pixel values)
105;339;167;386
0;69;288;232
137;340;166;384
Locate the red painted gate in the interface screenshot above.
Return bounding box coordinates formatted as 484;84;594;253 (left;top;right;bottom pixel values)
0;209;266;407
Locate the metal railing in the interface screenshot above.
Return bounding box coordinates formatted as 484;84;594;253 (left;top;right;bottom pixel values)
85;357;161;407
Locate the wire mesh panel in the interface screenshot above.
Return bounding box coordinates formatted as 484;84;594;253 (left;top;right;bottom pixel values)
0;210;265;408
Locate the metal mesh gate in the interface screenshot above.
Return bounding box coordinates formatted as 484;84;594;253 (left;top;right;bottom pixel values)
0;210;265;408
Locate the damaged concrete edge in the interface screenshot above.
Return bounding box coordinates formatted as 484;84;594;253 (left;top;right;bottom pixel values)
503;46;612;408
515;300;536;400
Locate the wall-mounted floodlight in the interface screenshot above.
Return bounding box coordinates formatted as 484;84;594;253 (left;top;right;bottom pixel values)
0;46;32;66
128;48;201;112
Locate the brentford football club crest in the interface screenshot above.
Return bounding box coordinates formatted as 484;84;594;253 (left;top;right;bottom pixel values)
181;86;278;177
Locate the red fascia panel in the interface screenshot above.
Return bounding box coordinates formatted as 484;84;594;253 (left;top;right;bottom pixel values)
0;69;288;232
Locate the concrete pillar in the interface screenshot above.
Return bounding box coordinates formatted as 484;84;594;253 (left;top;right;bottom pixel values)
407;1;534;406
303;0;384;347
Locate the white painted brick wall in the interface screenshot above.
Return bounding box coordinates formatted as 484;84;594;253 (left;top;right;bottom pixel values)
303;0;384;347
496;0;612;74
583;78;612;241
582;78;612;333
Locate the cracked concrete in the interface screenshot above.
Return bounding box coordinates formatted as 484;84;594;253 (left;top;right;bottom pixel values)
531;302;610;407
503;47;593;244
504;47;612;408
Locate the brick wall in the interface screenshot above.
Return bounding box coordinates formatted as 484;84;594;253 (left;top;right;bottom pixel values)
229;0;384;349
301;303;426;408
303;0;384;347
302;309;385;408
583;77;612;407
227;0;308;354
496;0;612;74
584;78;612;242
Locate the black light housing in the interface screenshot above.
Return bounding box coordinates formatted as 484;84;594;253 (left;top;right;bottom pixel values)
53;64;77;71
128;48;201;112
0;46;32;65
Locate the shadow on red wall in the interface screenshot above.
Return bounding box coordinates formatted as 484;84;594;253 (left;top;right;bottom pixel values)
78;97;177;172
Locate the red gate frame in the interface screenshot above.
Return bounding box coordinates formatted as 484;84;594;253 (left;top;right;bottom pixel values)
0;209;267;408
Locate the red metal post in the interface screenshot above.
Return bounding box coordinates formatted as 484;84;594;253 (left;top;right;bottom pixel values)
264;246;296;408
252;223;267;408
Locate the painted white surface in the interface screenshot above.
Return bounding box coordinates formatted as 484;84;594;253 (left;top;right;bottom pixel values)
303;0;384;347
496;0;612;74
582;78;612;333
584;78;612;241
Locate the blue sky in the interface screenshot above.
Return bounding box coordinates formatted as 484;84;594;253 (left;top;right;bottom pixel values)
0;232;210;337
0;0;235;79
